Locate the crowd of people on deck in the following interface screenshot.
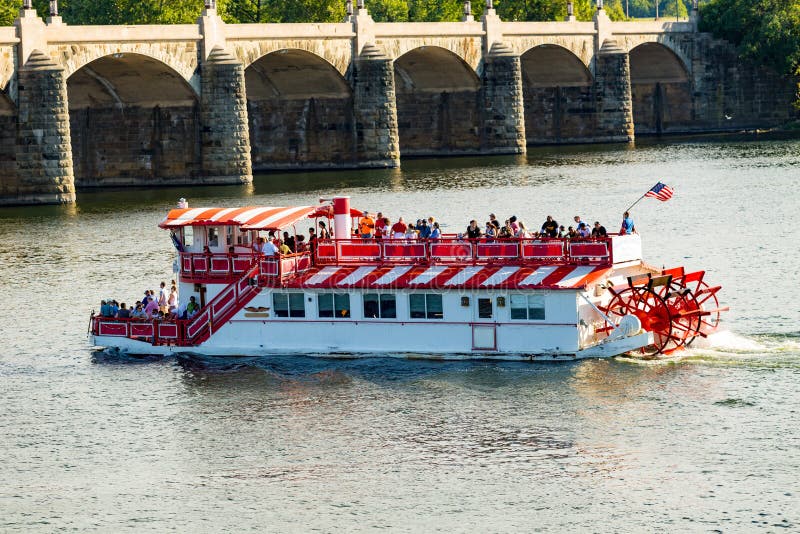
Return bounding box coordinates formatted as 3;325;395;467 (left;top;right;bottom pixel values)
244;209;636;257
98;280;202;322
347;210;635;242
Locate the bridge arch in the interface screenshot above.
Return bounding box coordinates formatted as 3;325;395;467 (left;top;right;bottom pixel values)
520;44;596;143
245;48;355;169
629;42;692;134
66;53;201;186
58;44;197;87
394;46;481;155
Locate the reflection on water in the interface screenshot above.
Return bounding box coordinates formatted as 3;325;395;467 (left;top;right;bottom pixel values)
2;137;800;531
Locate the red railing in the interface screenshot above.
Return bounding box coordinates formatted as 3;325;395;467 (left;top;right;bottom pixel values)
314;237;612;266
92;264;263;347
179;251;312;281
92;316;188;344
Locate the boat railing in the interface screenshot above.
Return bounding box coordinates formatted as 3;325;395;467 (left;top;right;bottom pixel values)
91;315;188;344
314;236;613;266
179;251;313;281
92;263;264;346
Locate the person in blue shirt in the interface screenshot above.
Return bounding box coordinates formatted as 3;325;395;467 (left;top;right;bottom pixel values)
418;219;431;239
100;300;113;317
620;211;636;235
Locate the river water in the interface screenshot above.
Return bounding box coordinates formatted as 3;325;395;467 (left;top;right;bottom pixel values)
1;137;798;531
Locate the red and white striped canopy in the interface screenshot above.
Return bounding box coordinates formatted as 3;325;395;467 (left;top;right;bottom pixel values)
285;264;610;291
159;206;316;231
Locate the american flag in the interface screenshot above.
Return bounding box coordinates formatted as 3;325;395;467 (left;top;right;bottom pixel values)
644;182;674;202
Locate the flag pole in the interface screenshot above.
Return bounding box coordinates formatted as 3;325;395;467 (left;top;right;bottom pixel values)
625;182;660;213
624;193;648;213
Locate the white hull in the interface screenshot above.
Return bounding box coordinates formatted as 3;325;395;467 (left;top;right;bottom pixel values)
91;331;653;361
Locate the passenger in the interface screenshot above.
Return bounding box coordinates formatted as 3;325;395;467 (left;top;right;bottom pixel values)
592;221;608;237
558;225;567;238
318;220;331;240
263;237;279;257
100;300;113;317
540;215;559;238
253;237;267;254
144;297;159;319
466;220;482;239
168;286;178;313
391;217;407;239
157;281;169;313
485;222;496;240
359;211;375;238
488;213;500;232
268;231;279;246
186;296;200;319
516;221;530;238
278;239;291;255
574;215;584;228
499;221;512;239
283;231;296;253
132;303;146;319
308;228;317;254
509;215;519;234
620;211;636;235
110;300;119;316
430;222;441;239
567;226;578;239
405;223;417;240
116;303;131;319
418;219;431;239
296;234;308;252
375;213;386;239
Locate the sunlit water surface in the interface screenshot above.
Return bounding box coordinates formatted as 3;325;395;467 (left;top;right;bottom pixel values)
1;137;799;531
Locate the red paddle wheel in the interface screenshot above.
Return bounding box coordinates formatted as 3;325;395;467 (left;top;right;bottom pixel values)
600;269;728;356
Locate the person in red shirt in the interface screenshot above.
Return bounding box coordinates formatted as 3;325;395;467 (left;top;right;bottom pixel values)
391;217;407;238
374;212;386;239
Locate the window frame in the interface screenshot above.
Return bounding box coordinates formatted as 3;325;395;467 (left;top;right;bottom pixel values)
363;293;397;319
318;293;351;319
272;292;306;318
409;293;444;320
509;293;546;321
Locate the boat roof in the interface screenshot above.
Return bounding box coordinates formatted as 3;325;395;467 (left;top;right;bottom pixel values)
159;206;317;231
283;264;610;291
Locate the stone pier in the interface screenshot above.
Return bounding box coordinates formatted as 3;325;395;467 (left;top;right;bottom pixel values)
0;5;796;205
12;50;74;205
200;47;252;184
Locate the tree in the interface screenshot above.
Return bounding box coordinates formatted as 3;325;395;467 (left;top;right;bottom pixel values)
700;0;800;76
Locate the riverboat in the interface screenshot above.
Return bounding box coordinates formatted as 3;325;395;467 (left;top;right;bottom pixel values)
89;197;726;360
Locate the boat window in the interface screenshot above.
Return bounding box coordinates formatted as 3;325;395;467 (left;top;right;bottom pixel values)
319;293;351;319
226;226;234;246
363;293;397;319
478;297;493;319
510;294;545;320
208;227;219;248
182;226;194;248
238;230;252;246
273;293;306;318
409;294;443;319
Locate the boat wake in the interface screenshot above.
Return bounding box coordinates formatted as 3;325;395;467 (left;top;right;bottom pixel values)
617;330;800;368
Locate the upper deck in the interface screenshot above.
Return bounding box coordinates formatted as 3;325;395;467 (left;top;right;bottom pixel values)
177;234;643;289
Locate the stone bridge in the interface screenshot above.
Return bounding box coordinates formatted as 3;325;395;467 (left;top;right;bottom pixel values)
0;3;796;204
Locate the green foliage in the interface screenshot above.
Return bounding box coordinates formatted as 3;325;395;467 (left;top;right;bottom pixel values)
700;0;800;76
0;1;18;26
